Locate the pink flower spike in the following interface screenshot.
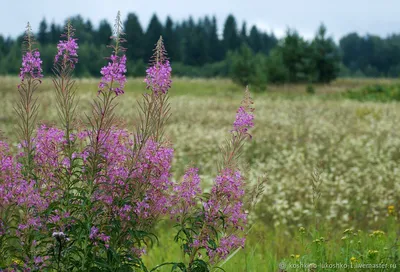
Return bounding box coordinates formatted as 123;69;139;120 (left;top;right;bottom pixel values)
19;50;43;81
98;54;127;96
55;37;78;68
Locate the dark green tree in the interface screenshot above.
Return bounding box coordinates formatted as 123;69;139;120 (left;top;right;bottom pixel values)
248;26;262;53
163;16;179;61
261;32;278;54
49;22;62;44
240;22;247;43
223;15;240;53
265;48;289;83
278;29;313;82
145;14;163;61
97;20;112;46
229;43;267;90
124;13;144;61
208;16;224;62
0;35;5;55
69;16;94;44
38;18;49;45
311;24;341;83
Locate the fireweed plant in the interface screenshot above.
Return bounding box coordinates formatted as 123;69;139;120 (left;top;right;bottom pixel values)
0;12;263;272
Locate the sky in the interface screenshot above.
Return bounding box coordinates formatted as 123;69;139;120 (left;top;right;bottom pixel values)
1;0;400;41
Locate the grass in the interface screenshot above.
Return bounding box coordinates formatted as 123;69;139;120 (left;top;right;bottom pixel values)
142;220;398;271
1;76;399;271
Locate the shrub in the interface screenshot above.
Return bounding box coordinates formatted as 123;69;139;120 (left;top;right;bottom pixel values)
228;44;267;91
346;84;400;102
306;84;315;94
0;13;263;271
264;49;289;84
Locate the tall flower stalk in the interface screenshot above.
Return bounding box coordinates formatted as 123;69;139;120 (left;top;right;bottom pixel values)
14;22;43;177
126;36;172;175
87;11;127;184
80;11;128;270
163;87;259;272
141;36;171;143
53;19;78;155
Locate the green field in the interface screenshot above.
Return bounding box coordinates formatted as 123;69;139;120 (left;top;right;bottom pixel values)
1;77;399;271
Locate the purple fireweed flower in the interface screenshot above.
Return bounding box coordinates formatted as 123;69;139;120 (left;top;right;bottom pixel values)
98;54;127;96
19;50;43;81
144;37;172;95
78;128;174;226
55;37;78;68
174;167;201;204
204;168;247;228
233;106;254;134
132;247;147;258
98;233;110;248
171;168;202;217
89;226;99;240
191;168;247;263
89;226;110;248
232;87;254;137
34;256;43;265
208;235;245;263
144;60;172;95
0;140;48;235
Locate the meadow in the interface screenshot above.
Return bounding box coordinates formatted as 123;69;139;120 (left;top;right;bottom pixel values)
1;76;399;271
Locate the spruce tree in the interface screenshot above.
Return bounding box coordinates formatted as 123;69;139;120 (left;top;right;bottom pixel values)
38;18;48;45
124;13;144;61
223;15;240;53
311;24;340;83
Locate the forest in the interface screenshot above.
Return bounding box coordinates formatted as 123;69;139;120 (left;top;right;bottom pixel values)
0;13;400;85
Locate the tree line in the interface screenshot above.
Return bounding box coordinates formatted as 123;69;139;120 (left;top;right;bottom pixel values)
0;13;399;86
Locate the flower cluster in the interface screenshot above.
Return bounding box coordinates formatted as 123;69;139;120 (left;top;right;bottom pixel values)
233;106;254;134
171;167;202;216
80;128;174;225
144;37;172;95
32;125;68;187
19;50;43;81
195;169;247;262
170;91;254;267
98;54;127;95
206;169;247;227
0;15;257;271
55;36;78;67
144;60;172;95
0;141;46;213
232;88;254;136
208;235;245;262
89;226;110;248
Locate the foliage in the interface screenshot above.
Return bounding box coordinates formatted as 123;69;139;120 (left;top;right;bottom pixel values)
346;84;400;102
306;84;315;94
265;48;289;84
279;221;399;271
339;33;398;77
0;14;263;271
310;24;341;83
228;44;267;91
142;220;399;271
0;13;276;79
277;29;314;83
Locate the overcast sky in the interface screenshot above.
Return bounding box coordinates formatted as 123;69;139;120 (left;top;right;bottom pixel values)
1;0;399;41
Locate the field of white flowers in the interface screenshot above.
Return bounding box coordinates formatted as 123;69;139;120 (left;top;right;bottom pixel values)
170;96;400;229
1;77;399;230
1;77;399;270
